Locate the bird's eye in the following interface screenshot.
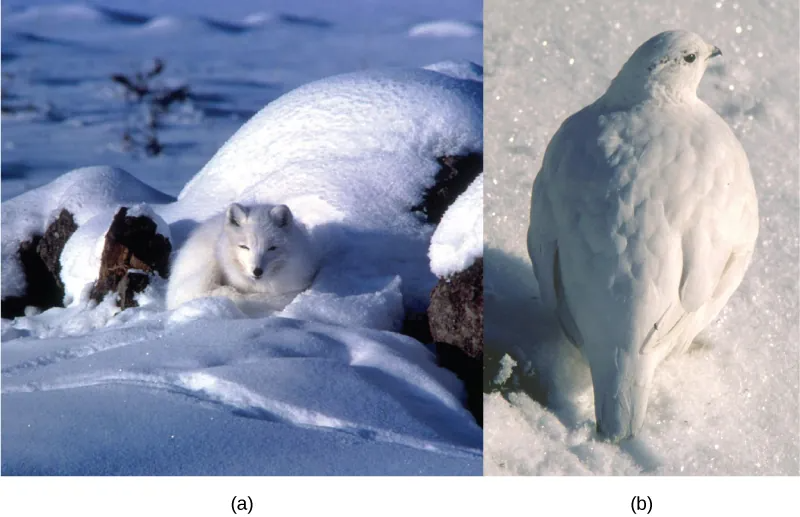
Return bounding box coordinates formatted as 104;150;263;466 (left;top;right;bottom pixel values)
239;245;249;250
267;246;277;251
683;53;697;63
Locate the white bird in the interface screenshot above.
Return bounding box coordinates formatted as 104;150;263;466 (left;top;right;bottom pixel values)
527;30;759;441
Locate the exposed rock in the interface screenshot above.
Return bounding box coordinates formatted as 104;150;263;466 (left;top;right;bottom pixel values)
89;207;171;308
1;209;78;319
413;153;482;224
428;257;483;426
429;258;483;357
37;209;79;284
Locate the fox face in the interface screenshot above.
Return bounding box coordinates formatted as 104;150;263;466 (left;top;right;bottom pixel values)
224;203;293;281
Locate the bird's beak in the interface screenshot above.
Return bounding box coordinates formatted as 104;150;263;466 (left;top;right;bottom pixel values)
709;46;722;59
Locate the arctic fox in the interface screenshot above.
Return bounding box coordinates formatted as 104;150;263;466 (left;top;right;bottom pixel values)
166;203;318;313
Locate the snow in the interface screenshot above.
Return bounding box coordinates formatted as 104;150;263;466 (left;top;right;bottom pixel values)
282;275;405;332
2;317;481;475
8;291;126;340
1;0;482;201
424;60;485;82
5;4;106;23
176;69;482;212
409;21;482;39
59;212;115;307
493;354;517;386
2;0;483;476
429;174;483;278
485;0;798;474
166;295;244;326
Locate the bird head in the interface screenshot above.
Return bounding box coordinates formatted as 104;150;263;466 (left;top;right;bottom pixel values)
604;30;722;106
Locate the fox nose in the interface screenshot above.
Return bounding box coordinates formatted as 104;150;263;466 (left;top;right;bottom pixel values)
253;267;263;278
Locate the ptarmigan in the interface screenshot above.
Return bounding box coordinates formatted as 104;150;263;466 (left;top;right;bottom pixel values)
527;30;759;441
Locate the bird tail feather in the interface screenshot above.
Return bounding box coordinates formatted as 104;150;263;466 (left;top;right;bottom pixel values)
588;350;656;442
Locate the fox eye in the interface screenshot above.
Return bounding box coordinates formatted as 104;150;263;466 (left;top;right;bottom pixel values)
239;245;250;250
267;246;277;251
683;53;696;63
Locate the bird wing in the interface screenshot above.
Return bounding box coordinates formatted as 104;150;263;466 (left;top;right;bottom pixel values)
527;163;557;308
678;149;758;308
641;115;759;355
527;111;595;349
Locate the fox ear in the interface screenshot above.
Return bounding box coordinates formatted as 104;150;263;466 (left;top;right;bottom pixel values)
270;205;293;228
226;203;248;227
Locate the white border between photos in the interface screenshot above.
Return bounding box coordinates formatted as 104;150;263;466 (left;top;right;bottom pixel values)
0;476;795;516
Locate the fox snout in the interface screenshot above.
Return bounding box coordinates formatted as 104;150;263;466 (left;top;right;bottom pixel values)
234;251;269;281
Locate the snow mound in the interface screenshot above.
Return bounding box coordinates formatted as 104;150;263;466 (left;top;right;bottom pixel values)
169;67;482;308
409;21;481;39
5;4;106;24
135;16;200;34
429;174;483;277
176;68;482;216
133;16;244;36
424;60;484;82
1;166;173;299
241;12;275;27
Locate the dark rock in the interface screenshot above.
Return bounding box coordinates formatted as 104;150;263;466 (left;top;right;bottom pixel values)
89;207;171;307
1;209;78;319
37;209;78;286
413;153;482;224
429;258;483;357
428;257;484;426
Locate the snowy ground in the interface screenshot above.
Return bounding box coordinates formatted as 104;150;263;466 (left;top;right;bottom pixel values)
484;0;798;475
1;0;483;475
1;0;482;200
